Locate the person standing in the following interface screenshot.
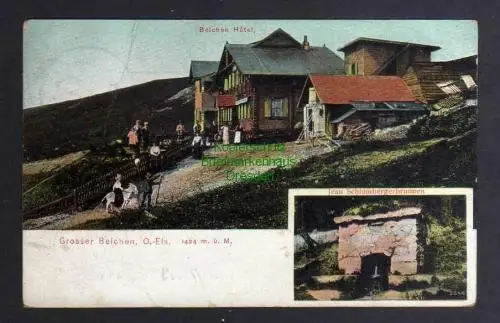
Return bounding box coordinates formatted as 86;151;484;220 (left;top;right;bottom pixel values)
222;123;230;145
139;172;158;211
149;141;161;172
112;174;124;210
193;122;201;134
233;123;242;145
176;120;185;142
203;129;212;147
191;132;203;159
133;120;141;132
127;127;139;156
141;121;150;152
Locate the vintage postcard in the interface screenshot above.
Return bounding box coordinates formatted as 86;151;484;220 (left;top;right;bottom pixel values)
23;20;477;307
292;188;476;306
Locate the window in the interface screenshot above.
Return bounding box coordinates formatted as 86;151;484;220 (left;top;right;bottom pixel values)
224;78;228;91
222;108;233;122
350;63;358;75
308;87;317;104
264;98;289;118
238;103;250;119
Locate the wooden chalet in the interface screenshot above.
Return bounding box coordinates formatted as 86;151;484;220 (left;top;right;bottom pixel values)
337;37;441;77
213;28;344;139
189;60;219;131
401;56;478;105
298;75;428;140
337;37;477;106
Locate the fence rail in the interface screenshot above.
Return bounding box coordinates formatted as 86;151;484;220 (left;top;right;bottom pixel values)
23;137;193;220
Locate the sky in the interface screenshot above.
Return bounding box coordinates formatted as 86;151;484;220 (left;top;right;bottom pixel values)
23;20;478;108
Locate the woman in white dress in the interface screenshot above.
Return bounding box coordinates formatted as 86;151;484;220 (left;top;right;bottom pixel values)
233;124;242;145
222;123;230;145
112;174;124;208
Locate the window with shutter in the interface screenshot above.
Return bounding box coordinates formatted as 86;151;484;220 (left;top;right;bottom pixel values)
271;98;289;117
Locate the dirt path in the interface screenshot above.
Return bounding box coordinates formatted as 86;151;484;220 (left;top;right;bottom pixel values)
24;142;331;230
155;142;329;204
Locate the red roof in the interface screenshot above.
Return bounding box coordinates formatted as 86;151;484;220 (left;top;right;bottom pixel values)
217;95;236;108
309;75;417;105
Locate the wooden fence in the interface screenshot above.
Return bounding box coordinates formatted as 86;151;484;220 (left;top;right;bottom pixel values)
23;137;193;220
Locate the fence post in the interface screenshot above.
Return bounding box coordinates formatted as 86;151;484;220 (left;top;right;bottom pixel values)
72;188;78;213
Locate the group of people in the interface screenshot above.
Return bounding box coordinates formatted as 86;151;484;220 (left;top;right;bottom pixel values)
127;120;150;156
110;171;159;212
190;121;245;160
108;119;247;212
216;122;244;145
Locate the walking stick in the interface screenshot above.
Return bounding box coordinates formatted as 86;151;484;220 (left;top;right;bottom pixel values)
154;172;165;206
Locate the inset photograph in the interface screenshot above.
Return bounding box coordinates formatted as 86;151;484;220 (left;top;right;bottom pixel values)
293;191;472;302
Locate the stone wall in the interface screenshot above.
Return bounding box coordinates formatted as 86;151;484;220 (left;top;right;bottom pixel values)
338;216;419;275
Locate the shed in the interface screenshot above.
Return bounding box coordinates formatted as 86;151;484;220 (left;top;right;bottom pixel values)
298;75;428;140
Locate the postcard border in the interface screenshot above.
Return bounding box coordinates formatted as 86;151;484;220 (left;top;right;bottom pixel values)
289;187;476;307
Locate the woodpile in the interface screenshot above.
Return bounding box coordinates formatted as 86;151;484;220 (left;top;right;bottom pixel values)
343;123;373;141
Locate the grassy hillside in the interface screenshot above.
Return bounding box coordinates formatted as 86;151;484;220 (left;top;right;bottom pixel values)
22;151;89;193
75;133;475;230
71;105;476;230
23;77;193;161
23;151;132;211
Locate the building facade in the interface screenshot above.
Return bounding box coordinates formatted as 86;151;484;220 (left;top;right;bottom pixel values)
298;74;428;141
189;60;219;131
213;28;344;139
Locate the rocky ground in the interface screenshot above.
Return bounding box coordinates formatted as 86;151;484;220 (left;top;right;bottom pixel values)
294;230;339;252
296;274;453;301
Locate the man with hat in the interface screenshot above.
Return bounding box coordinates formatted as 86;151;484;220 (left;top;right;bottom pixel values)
139;172;160;211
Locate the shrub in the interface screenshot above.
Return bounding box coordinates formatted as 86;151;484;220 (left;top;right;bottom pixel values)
407;106;477;140
427;216;466;274
317;244;340;275
440;274;467;295
430;275;440;286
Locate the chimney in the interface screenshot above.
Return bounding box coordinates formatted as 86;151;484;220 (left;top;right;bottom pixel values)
303;35;310;51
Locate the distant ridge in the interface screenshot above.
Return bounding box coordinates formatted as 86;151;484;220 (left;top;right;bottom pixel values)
23;77;193;161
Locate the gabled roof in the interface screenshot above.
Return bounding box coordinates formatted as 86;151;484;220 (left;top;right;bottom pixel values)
189;60;219;79
221;29;344;75
338;37;441;52
309;75;418;105
249;28;302;48
435;54;478;65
